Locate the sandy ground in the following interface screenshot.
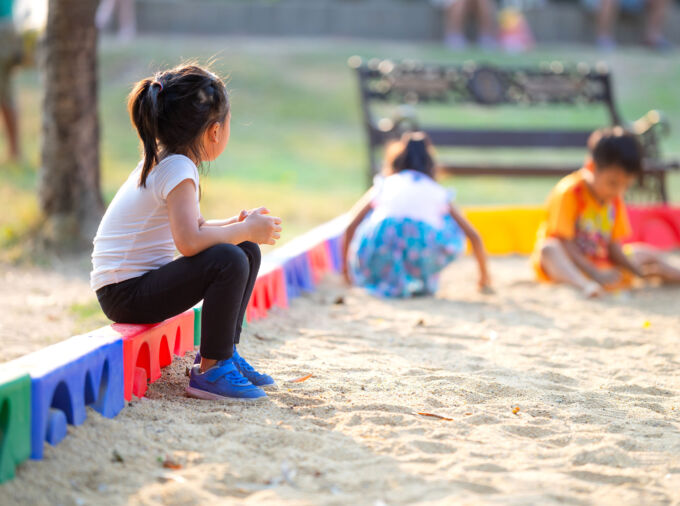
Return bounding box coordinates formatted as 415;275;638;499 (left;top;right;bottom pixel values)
0;256;104;362
2;255;680;505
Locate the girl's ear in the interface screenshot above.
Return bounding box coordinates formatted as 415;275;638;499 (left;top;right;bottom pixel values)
211;122;221;143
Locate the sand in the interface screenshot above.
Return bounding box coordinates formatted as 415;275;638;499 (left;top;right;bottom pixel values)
2;255;680;505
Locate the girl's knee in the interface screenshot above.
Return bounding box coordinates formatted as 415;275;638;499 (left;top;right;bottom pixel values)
203;243;249;273
238;241;261;264
540;238;562;259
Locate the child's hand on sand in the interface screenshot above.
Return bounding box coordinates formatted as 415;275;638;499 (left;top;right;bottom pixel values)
478;272;494;294
593;268;621;287
342;261;352;285
582;280;604;298
244;211;282;245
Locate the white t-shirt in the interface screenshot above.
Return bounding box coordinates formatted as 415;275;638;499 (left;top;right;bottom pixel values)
369;170;452;229
90;154;200;291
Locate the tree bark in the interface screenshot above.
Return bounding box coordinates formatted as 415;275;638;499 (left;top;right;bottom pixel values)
40;0;103;250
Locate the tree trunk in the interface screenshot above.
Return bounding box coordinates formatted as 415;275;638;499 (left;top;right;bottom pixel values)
39;0;103;250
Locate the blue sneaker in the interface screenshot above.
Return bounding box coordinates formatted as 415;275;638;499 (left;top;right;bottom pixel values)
233;347;277;389
194;349;276;389
186;358;266;400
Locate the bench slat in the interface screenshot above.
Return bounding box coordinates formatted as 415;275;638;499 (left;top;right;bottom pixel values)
374;128;593;149
439;162;678;177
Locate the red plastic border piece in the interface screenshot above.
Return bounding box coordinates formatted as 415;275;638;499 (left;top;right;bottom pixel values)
246;267;288;322
626;205;680;251
307;241;333;284
108;310;195;400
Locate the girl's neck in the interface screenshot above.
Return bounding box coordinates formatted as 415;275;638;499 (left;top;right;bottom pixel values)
159;148;198;165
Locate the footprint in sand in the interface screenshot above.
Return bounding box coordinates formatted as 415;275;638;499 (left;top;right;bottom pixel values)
635;402;665;414
504;425;558;439
540;371;579;386
272;392;325;408
609;385;674;397
465;414;500;426
410;440;457;454
570;414;600;425
542;436;572;448
196;413;227;424
568;470;640;485
450;480;500;494
537;360;570;370
365;415;412;427
616;439;644;452
209;425;226;437
572;446;639;468
464;463;507;473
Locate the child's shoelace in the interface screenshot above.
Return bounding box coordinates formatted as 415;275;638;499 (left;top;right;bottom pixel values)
209;361;250;385
234;354;255;373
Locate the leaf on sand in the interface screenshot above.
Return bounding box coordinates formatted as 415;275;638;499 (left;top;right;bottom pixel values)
417;412;453;421
162;459;182;470
289;373;313;383
512;406;520;415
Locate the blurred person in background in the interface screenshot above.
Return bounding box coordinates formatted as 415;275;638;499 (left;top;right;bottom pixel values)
584;0;672;51
532;128;680;297
0;0;21;163
96;0;136;41
432;0;499;50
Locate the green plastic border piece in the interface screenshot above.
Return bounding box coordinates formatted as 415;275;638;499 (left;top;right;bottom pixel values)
192;306;248;349
0;371;31;483
192;306;202;347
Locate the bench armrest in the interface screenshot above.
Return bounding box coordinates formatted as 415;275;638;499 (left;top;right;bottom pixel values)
630;110;671;161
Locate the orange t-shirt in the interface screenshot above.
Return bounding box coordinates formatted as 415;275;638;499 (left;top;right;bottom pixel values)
532;168;631;279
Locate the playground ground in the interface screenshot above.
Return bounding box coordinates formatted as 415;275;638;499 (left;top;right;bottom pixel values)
2;254;680;505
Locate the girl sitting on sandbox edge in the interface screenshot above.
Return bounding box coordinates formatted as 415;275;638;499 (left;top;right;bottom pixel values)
342;131;491;298
90;64;281;400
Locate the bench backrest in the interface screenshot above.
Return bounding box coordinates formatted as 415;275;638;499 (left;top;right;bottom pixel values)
350;57;623;173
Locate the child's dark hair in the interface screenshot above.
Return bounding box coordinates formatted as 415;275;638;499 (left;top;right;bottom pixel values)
128;64;229;187
384;131;436;178
588;127;642;175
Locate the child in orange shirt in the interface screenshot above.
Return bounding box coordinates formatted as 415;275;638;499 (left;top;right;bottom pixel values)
532;128;680;297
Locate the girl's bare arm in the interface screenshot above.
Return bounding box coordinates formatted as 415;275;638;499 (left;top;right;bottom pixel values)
341;188;375;283
449;205;491;289
167;181;281;256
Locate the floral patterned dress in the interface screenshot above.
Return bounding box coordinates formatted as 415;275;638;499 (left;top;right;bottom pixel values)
348;170;465;298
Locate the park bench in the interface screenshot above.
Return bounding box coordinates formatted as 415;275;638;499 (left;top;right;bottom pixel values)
350;56;679;202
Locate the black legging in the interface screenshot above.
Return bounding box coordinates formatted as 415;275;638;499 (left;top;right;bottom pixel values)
96;242;261;360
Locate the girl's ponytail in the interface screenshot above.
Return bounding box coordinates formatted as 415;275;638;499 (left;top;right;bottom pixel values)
404;137;431;176
385;131;436;178
128;78;163;188
127;65;229;188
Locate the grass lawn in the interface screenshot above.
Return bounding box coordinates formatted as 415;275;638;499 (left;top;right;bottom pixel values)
1;36;679;256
